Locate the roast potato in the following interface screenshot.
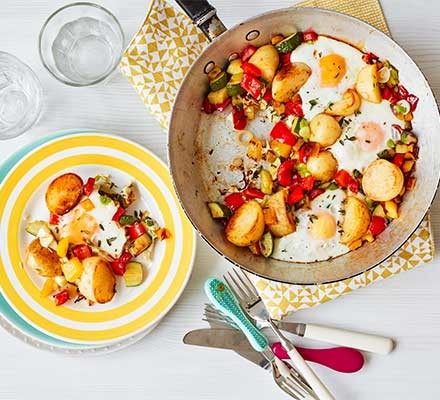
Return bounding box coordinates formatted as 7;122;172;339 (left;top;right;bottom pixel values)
272;62;311;103
340;196;370;244
46;173;83;215
248;44;280;84
309;114;342;147
26;239;62;277
263;189;296;237
355;64;382;103
362;159;404;201
325;89;361;117
225;200;265;247
306;151;338;182
78;257;116;304
310;212;337;240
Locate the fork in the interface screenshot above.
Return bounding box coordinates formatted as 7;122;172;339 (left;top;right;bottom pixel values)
225;269;335;400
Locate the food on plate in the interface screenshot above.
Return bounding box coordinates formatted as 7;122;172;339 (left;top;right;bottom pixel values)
200;29;419;262
25;173;170;306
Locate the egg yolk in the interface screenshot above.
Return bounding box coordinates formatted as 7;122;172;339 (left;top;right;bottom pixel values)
319;54;347;87
309;212;337;239
356;122;385;151
61;208;98;245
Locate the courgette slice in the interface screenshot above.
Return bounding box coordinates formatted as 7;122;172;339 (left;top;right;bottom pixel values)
25;220;49;236
128;233;152;257
226;73;245;97
207;202;231;219
372;204;386;218
124;262;143;287
275;32;303;54
259;232;274;258
227;59;242;75
207;87;229;105
210;71;228;92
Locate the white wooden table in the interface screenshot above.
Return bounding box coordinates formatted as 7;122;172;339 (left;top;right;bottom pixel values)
1;0;439;398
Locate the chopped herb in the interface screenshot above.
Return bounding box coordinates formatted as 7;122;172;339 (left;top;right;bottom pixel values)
97;240;102;247
334;72;340;79
365;139;371;143
86;239;93;246
295;216;300;224
328;182;339;190
327;101;334;109
346;135;357;141
144;217;155;227
208;149;214;155
99;224;104;231
353;169;362;179
309;99;319;110
354;109;362;116
106;237;117;246
326;203;331;209
80;229;90;234
338;209;346;215
338;229;344;234
109;182;116;190
281;249;287;253
308;214;318;223
134;210;138;219
339;139;345;146
54;227;59;234
318;52;322;58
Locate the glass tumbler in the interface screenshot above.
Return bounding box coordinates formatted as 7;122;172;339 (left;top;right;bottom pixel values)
39;2;125;86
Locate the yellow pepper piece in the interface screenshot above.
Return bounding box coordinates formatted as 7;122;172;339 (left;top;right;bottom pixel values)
384;200;398;219
80;198;95;211
62;257;83;283
348;239;363;250
363;232;375;243
40;278;56;297
56;237;70;258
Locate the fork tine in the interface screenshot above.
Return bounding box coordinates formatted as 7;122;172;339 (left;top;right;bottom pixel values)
279;381;301;400
231;269;257;301
224;273;249;306
234;268;259;298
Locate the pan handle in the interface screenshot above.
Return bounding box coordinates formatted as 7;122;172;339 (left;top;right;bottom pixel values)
174;0;227;41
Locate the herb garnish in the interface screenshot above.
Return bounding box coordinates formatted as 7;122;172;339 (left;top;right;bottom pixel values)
309;99;319;110
106;237;117;246
99;224;104;231
308;214;318;223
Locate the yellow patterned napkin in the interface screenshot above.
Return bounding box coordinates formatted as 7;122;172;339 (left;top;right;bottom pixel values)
120;0;435;319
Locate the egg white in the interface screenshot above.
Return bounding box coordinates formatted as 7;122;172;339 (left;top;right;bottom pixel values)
271;189;349;262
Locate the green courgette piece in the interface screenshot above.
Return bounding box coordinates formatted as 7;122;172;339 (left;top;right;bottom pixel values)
25;220;49;236
207;87;229;105
128;233;152;257
259;232;274;258
124;262;143;287
210;71;228;92
226;73;245;97
207;202;231;219
275;32;303;54
226;59;242;75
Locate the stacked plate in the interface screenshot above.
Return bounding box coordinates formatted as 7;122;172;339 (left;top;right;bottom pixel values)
0;130;196;354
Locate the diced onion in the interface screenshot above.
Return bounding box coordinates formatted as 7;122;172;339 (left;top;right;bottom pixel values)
235;130;254;145
377;67;391;83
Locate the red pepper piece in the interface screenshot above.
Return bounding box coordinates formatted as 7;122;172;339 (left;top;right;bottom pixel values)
118;251;132;265
241;45;257;62
303;30;318;42
291;93;303;105
232;106;247;130
290;173;301;187
335;169;352;188
309;188;325;200
369;216;387;236
270;121;297;146
407;94;419;112
280;52;292;66
298;142;319;164
362;52;379;64
240;73;263;99
111;261;126;276
277;160;296;187
112;206;125;222
224;192;245;212
54;290;69;306
83;177;95;197
263;89;273;102
393;153;404;168
128;221;146;240
241;62;262;77
243;187;265;200
397;85;409;100
382;86;399;104
215;97;231;112
287;186;304;205
72;244;92;260
49;212;60;225
348;180;359;193
301;176;315;192
202;97;216;114
284;101;304;117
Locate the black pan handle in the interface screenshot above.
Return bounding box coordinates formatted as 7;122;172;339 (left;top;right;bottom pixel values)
174;0;227;41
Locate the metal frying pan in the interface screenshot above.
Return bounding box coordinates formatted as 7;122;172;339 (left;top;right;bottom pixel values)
168;1;440;284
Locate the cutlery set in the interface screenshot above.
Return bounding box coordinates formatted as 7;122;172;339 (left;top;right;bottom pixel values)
184;268;394;399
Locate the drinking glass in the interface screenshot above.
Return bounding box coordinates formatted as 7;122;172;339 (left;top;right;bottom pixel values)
0;52;43;140
39;2;125;86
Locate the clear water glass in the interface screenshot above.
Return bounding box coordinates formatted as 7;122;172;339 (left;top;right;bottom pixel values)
39;2;124;86
0;52;43;140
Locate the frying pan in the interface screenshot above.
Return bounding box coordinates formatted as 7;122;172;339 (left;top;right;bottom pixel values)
168;1;440;284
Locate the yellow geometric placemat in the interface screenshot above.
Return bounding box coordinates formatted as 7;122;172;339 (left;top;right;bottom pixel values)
120;0;435;319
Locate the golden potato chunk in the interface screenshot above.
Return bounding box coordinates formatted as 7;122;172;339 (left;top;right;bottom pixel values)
362;159;404;201
78;257;116;304
309;114;342;147
225;200;265;247
26;239;62;277
272;62;311;103
355;64;382;103
46;173;83;215
263;189;296;237
341;197;371;244
248;44;280;84
326;89;361;117
306;151;338;182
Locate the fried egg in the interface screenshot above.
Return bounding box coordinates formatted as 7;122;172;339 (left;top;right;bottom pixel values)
271;189;349;262
290;36;365;120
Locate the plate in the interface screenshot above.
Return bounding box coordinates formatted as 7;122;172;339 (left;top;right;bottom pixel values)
0;131;196;344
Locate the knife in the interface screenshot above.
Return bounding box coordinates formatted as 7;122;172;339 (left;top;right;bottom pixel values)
183;328;364;373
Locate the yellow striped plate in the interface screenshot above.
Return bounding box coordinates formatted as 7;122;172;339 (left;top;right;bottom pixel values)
0;133;196;344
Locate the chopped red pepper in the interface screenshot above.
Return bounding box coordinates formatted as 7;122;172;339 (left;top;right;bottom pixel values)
407;94;419;112
128;221;146;240
301;176;315;191
83;177;95;197
232;106;247;130
391;124;403;135
49;212;60;225
393;153;404;168
263;89;273;102
277;160;296;187
241;62;262;77
110;252;132;276
202;97;216;114
309;188;325;200
280;52;292;66
118;251;133;265
397;85;409;100
291;93;303;105
369;216;387;236
270;121;297;146
243;187;265;200
382;86;399;104
362;52;379;64
348;180;359;193
303;30;318;42
112;206;125;222
287;186;304;205
290;173;301;187
224;192;245;212
72;244;92;260
240;74;263;99
298;142;319;164
335;169;352;188
284;101;304;117
54;290;69;306
215;97;231;112
241;45;257;62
